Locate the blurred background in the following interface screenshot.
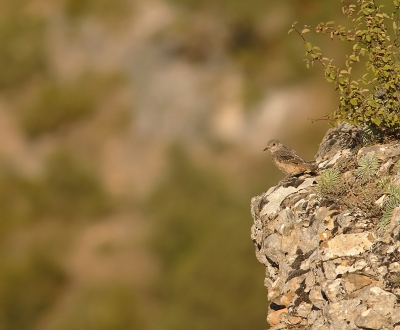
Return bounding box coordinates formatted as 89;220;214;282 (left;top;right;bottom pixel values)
0;0;349;329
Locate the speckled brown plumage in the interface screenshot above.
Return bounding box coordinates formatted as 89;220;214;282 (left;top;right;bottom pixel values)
263;139;316;176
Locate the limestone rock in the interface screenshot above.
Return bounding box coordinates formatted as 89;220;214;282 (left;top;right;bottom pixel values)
392;307;400;324
251;124;400;329
315;122;361;162
343;273;373;293
358;143;400;161
360;286;397;315
354;309;391;330
267;308;288;327
320;232;374;260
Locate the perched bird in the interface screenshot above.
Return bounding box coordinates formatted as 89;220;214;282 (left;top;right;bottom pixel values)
263;139;316;176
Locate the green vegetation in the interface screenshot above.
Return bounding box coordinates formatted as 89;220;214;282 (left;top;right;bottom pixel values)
164;0;270;21
0;149;113;328
0;251;67;330
146;145;267;330
162;0;273;107
21;72;124;138
0;165;43;228
43;149;113;221
64;0;131;23
22;81;94;138
0;149;111;228
0;0;366;329
379;183;400;229
357;154;380;179
317;153;400;230
291;0;400;139
54;285;143;330
0;8;46;89
317;167;344;197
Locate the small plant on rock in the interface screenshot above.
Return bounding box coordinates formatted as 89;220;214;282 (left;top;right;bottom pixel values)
377;175;392;190
317;154;394;225
317;167;345;199
393;159;400;173
379;183;400;229
357;154;380;179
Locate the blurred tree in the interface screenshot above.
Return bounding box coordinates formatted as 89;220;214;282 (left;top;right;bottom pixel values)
0;252;67;330
64;0;132;24
21;72;125;138
53;285;144;330
43;150;113;222
0;8;46;89
146;145;268;330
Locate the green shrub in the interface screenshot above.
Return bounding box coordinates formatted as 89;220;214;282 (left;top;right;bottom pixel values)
0;164;45;228
0;149;111;226
22;81;94;138
379;183;400;229
0;14;46;89
53;285;143;330
64;0;131;23
291;0;400;138
0;253;67;330
21;72;124;138
357;154;380;179
317;167;344;197
43;150;112;221
145;145;267;330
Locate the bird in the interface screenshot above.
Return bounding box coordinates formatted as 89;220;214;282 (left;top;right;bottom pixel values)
263;139;317;176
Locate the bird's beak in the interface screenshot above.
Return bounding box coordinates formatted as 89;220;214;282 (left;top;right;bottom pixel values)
263;146;269;151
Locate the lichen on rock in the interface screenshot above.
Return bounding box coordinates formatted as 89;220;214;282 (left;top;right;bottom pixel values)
251;124;400;329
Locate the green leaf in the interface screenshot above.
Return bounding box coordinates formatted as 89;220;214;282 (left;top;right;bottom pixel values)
350;98;358;105
372;117;382;126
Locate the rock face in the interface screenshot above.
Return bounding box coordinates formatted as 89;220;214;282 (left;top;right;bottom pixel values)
251;124;400;330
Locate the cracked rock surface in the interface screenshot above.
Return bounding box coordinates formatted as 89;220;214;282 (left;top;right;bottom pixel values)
251;124;400;330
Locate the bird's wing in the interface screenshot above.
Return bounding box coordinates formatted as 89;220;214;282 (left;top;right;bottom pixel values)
278;148;307;165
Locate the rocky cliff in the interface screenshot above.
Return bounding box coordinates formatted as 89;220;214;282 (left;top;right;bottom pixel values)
251;124;400;330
